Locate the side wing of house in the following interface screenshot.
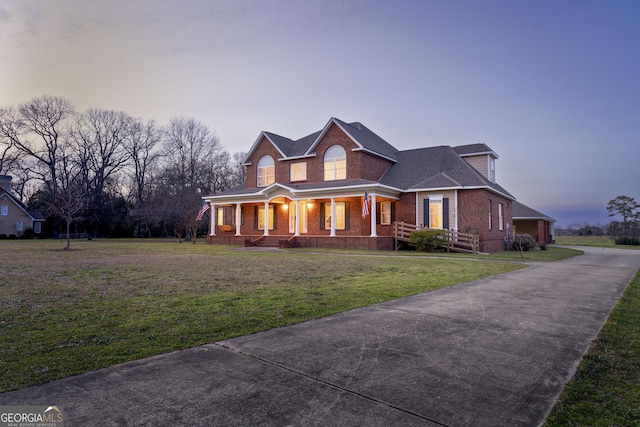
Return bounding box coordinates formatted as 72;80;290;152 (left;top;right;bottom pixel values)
0;191;41;236
512;200;556;244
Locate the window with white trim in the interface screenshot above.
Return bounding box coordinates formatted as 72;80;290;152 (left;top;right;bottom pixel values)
324;145;346;181
257;206;275;230
499;203;504;231
323;202;346;230
34;222;41;233
380;201;392;225
16;221;23;231
290;162;307;182
217;207;224;226
489;158;496;182
429;197;443;229
257;155;275;187
1;205;7;216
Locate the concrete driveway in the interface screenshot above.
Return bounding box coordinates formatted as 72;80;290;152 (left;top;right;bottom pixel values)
2;246;640;426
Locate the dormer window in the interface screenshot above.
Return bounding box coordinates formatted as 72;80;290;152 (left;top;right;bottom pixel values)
324;145;346;181
257;155;275;187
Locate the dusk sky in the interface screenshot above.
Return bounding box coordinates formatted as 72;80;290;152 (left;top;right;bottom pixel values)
1;0;639;226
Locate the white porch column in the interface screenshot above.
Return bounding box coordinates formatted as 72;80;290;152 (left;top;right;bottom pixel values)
209;204;216;236
330;197;336;237
294;200;301;237
235;203;241;236
263;201;269;236
370;194;378;237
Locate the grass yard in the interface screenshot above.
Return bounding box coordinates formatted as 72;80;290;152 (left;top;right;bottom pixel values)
0;239;527;393
555;235;640;250
545;270;640;426
295;245;583;262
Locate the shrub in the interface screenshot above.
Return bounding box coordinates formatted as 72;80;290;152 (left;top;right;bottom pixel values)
409;229;448;252
539;243;547;251
8;234;18;240
614;236;640;246
512;234;536;252
0;234;7;240
22;229;35;239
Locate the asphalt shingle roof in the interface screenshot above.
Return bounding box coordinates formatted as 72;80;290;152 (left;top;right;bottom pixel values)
512;201;555;221
378;146;513;197
228;118;516;199
332;118;399;161
453;143;497;157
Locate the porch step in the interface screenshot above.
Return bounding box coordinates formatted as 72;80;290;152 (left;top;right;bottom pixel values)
246;236;291;248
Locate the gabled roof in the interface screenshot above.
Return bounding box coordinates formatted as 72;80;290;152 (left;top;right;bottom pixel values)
242;117;398;165
0;187;45;221
305;118;398;162
215;118;516;201
512;201;556;222
379;146;514;198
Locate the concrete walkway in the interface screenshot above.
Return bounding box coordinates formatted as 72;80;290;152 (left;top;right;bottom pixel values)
2;246;640;426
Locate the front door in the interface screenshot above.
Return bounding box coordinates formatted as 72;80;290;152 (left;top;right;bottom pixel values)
289;201;308;234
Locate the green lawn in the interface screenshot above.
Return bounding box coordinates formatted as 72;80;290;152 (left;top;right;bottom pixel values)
0;239;527;392
555;235;640;250
294;245;583;261
545;270;640;426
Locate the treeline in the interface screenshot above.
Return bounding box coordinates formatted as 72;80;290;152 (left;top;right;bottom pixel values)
555;223;608;237
555;195;640;246
0;95;245;239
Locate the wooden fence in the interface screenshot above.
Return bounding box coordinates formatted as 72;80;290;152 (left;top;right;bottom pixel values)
393;221;480;254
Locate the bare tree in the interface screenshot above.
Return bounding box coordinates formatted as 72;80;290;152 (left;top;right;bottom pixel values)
4;96;75;196
51;179;86;250
49;147;85;250
230;151;247;188
124;118;162;206
0;108;23;175
69;109;132;235
158;116;222;241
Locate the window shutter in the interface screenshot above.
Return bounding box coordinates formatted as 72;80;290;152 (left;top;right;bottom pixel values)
391;202;396;223
254;206;258;230
423;198;429;228
376;202;381;225
241;207;245;226
443;198;450;230
345;202;350;230
271;206;277;230
319;203;325;230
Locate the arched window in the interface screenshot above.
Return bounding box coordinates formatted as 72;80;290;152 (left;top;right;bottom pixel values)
324;145;346;181
257;155;275;187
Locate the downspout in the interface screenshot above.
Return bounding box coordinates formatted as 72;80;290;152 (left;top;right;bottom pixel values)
454;189;459;231
415;192;419;227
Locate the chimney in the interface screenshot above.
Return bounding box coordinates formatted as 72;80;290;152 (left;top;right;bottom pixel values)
0;175;12;192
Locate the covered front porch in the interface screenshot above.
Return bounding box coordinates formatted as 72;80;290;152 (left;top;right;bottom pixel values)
203;184;400;249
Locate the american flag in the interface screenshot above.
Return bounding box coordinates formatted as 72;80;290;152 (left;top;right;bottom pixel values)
362;191;372;218
196;202;210;221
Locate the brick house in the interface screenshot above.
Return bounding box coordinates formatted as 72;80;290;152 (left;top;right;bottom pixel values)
204;118;516;252
0;175;45;237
